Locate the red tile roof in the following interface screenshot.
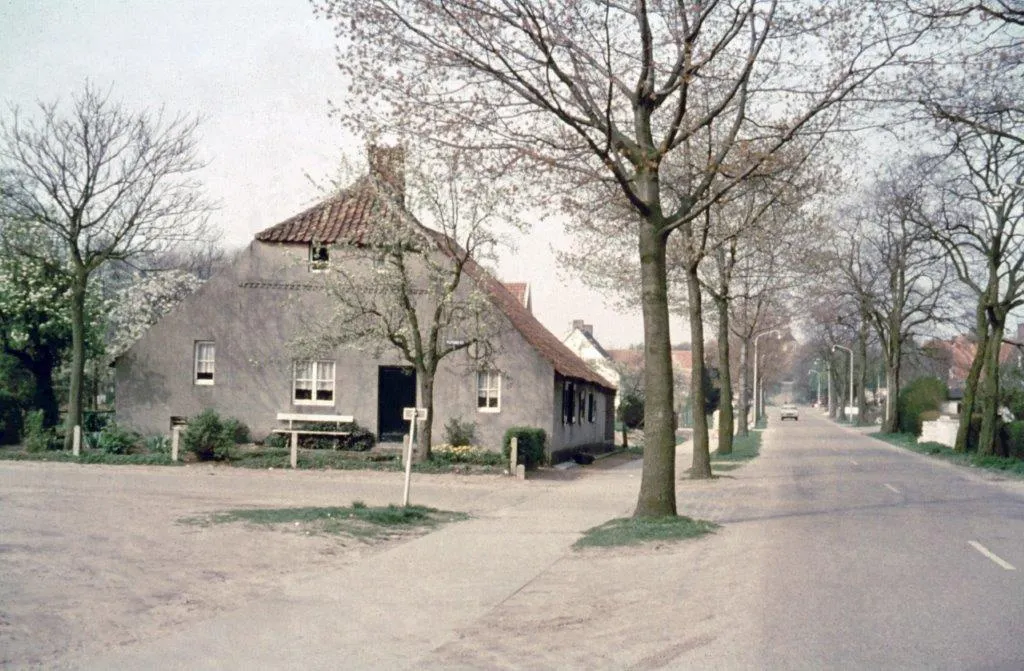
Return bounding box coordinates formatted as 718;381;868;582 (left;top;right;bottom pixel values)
254;179;614;392
255;178;382;245
607;348;693;372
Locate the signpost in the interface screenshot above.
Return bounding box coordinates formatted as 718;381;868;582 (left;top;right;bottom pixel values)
402;407;428;506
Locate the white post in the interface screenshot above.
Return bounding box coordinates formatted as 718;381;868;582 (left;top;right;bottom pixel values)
171;426;180;462
72;425;81;456
290;432;298;469
402;417;416;507
509;436;518;474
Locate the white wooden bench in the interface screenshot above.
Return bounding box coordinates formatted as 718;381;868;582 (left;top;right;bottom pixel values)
272;412;354;468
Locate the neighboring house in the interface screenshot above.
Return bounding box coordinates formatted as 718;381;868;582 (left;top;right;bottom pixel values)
605;346;693;422
114;147;615;459
923;334;1018;397
562;320;621;405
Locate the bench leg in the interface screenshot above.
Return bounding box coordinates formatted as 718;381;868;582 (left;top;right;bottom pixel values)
290;432;298;469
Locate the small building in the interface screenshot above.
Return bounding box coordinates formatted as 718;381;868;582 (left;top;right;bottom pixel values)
114;147;614;459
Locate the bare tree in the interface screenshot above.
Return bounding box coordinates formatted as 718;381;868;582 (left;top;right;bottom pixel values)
922;125;1024;454
316;0;935;515
0;84;209;448
294;149;507;461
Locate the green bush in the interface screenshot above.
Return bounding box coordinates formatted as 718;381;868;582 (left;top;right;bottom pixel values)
222;417;251;444
443;417;477;447
82;410;112;433
919;409;941;423
24;410;50;453
340;424;375;451
0;392;22;445
1000;421;1024;460
96;423;140;455
181;409;235;461
618;392;644;430
502;427;547;469
897;377;948;436
144;434;171;454
264;432;288;448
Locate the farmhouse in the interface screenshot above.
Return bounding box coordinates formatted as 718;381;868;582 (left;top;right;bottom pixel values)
114;148;615;458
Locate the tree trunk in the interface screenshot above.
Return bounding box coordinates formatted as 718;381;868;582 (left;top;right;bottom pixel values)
687;262;712;479
64;274;87;451
416;368;435;462
634;222;677;517
955;302;989;453
715;297;734;455
881;322;902;434
977;317;1005;456
736;339;750;437
857;317;869;426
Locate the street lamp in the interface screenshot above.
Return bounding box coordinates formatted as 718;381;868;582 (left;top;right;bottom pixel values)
832;344;854;420
753;329;781;425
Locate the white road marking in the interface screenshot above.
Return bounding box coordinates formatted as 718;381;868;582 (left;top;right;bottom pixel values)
883;483;900;494
849;458;859;466
968;541;1017;571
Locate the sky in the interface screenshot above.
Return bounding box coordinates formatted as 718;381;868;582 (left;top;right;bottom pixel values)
0;0;685;348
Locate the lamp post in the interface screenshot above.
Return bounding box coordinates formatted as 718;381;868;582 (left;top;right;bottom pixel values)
753;329;781;425
832;344;854;420
808;369;822;406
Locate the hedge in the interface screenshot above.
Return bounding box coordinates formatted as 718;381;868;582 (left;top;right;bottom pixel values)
897;377;947;436
502;427;547;469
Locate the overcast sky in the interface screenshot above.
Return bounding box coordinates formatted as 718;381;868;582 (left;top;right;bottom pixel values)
1;0;688;348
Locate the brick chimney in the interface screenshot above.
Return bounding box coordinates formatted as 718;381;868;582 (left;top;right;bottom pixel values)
367;144;405;205
571;319;593;337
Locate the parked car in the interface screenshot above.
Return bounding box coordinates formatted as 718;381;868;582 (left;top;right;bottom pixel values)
780;404;799;421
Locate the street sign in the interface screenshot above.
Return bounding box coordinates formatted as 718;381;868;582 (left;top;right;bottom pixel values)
402;407;429;421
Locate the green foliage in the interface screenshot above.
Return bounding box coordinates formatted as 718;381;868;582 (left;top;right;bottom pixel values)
181;409;234;461
574;515;719;549
443;416;477;447
431;444;506;466
702;364;721;416
502;427;547;469
0;391;23;445
264;432;288;448
897;377;948;436
23;410;51;453
144;434;171;454
221;417;251;444
618;391;644;429
95;422;140;455
999;421;1024;460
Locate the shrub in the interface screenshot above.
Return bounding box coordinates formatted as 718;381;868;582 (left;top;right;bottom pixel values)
1000;421;1024;460
897;377;948;436
96;423;140;455
23;410;50;453
502;427;547;469
82;410;112;433
432;443;505;466
181;409;235;461
443;417;477;447
618;392;644;430
222;417;251;444
144;434;171;454
919;410;941;423
0;392;23;445
264;432;288;449
340;424;375;451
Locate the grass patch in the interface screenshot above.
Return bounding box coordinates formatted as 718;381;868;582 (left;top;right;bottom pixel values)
711;430;761;464
0;448;179;466
871;432;1024;478
574;515;719;549
180;503;469;540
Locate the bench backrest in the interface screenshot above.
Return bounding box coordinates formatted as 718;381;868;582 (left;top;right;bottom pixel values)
276;412;354;424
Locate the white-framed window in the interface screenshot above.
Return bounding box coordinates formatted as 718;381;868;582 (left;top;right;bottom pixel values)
194;341;215;385
477;370;501;412
293;360;335;405
309;244;329;272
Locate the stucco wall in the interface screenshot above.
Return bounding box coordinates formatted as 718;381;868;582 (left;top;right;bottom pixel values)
115;240;609;454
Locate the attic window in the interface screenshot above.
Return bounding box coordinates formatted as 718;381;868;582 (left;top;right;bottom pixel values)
310;244;329;272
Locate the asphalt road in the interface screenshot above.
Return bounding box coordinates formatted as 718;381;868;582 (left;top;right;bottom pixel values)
703;409;1024;670
4;411;1023;669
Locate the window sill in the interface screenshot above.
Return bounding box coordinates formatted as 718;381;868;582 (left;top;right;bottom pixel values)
477;407;501;414
194;380;214;386
294;400;335;407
